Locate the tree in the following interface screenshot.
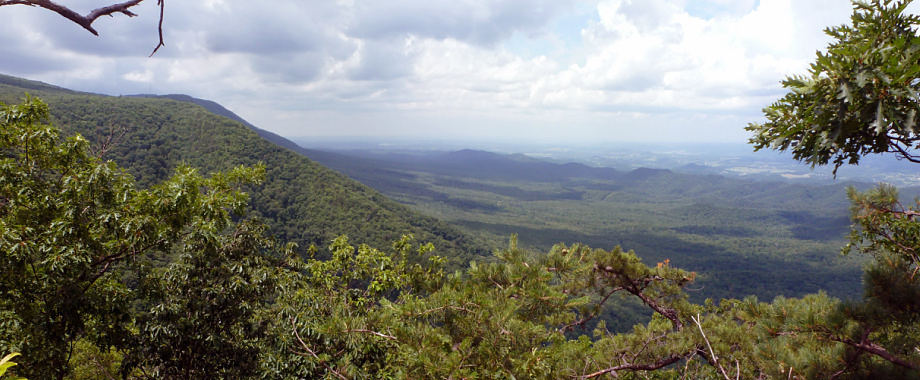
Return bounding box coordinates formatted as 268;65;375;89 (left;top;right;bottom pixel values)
125;220;297;379
0;97;269;379
0;0;166;54
747;0;920;174
747;0;920;376
261;235;444;379
264;234;758;379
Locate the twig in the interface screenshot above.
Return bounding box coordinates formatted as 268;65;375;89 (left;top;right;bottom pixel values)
290;317;349;380
149;0;164;56
692;314;734;380
578;354;687;379
347;329;397;341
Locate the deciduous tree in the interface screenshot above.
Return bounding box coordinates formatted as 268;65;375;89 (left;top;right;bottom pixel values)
747;0;920;376
0;97;270;379
747;0;920;174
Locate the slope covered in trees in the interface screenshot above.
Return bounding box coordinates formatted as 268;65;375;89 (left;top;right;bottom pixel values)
4;0;920;378
4;93;917;378
0;74;490;266
130;91;870;305
298;146;872;303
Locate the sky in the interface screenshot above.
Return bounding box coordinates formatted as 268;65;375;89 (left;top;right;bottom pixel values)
0;0;903;145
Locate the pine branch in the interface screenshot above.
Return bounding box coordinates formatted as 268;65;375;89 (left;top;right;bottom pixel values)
826;332;920;371
578;353;688;379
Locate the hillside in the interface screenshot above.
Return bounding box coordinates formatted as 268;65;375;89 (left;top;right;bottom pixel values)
299;146;872;302
0;74;490;265
0;72;865;302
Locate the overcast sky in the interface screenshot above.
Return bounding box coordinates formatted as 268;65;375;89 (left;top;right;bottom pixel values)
0;0;901;144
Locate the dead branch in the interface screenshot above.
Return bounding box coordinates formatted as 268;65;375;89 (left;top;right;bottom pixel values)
347;329;397;341
692;314;736;380
0;0;166;55
578;354;688;379
290;317;349;380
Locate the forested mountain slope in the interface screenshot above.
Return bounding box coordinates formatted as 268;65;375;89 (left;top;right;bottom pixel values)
0;74;490;265
300;146;878;302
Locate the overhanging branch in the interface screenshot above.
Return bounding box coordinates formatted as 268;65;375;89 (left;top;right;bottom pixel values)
0;0;166;55
886;134;920;163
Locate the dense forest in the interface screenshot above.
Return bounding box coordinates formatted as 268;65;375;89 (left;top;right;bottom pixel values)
0;75;491;268
301;146;871;302
3;0;920;379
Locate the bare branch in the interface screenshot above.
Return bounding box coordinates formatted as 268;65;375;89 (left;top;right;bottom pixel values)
290;317;349;380
578;354;688;379
149;0;164;56
692;314;735;380
0;0;166;55
886;134;920;163
347;329;397;341
94;124;127;158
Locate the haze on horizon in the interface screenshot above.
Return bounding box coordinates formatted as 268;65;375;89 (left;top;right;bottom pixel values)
3;0;915;145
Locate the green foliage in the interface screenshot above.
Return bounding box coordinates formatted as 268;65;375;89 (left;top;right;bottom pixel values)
0;74;491;270
393;238;580;379
747;0;920;173
0;97;143;378
125;220;293;379
0;96;279;379
746;1;920;376
65;339;124;380
260;233;771;379
1;353;26;380
261;234;443;379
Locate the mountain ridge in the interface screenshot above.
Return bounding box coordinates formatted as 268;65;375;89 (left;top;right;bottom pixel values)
0;73;490;265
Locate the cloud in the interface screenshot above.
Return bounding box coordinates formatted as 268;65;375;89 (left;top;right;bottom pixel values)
0;0;881;144
346;39;415;81
193;2;349;55
347;0;578;46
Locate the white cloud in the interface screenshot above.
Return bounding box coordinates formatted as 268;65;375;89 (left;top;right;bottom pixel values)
0;0;876;144
123;69;154;83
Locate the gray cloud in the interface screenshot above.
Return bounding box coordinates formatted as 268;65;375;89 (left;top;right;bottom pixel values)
196;4;347;56
348;40;414;81
250;52;327;83
0;38;69;76
347;0;577;46
0;54;69;77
